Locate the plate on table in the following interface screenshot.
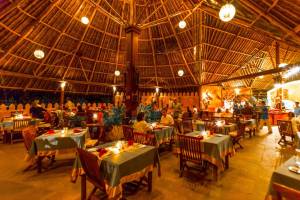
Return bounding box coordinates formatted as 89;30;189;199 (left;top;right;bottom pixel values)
288;165;300;174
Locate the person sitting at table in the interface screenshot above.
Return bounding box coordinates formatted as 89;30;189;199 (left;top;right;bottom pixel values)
133;112;153;133
30;100;46;119
241;102;253;117
294;102;300;117
160;109;174;126
288;112;300;134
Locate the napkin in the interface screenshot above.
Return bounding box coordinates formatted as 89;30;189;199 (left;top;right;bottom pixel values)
73;128;82;133
97;148;108;157
47;129;55;134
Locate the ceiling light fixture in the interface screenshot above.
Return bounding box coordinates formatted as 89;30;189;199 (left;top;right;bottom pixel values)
219;3;236;22
155;87;159;93
34;49;45;59
81;16;89;25
114;70;120;76
234;88;240;94
178;20;186;29
178;69;184;77
60;81;66;88
279;63;288;68
113;86;116;92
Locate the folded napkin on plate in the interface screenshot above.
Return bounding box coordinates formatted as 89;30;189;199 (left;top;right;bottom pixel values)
73;128;82;133
47;129;55;134
97;148;108;157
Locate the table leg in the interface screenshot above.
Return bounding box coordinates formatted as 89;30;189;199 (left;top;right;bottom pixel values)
37;156;43;173
225;155;229;169
213;165;218;181
81;174;87;200
147;171;153;192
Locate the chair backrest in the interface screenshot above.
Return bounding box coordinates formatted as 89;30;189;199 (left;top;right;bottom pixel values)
17;104;23;111
54;103;59;110
13;119;31;129
277;120;294;136
133;132;156;146
273;183;300;200
47;103;53;111
178;134;203;162
76;148;105;188
122;125;134;140
8;104;16;111
236;122;246;137
203;120;216;132
182;119;193;134
22;126;37;151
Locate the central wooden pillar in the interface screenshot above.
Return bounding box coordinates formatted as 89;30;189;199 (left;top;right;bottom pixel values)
125;26;140;118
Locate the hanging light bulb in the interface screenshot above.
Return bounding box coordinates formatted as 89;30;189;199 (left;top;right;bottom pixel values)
113;86;116;92
34;49;45;59
114;70;120;76
60;81;66;88
155;87;159;93
178;69;184;77
234;88;240;94
178;20;186;29
81;16;89;25
279;63;288;68
219;3;236;22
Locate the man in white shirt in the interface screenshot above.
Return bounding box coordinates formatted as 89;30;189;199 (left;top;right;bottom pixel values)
160;109;174;126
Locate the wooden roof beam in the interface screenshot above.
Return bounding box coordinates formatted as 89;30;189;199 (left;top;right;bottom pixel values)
159;0;199;85
0;0;61;64
0;69;118;87
202;63;300;85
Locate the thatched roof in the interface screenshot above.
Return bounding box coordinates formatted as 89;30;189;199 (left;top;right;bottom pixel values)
0;0;300;94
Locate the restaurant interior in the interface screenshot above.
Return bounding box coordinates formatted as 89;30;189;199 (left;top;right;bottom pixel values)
1;0;300;199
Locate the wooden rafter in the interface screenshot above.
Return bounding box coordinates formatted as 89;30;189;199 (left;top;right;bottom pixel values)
0;0;61;64
159;0;198;85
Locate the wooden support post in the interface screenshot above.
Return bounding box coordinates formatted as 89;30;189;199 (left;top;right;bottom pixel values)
125;26;140;118
275;42;282;110
60;87;65;110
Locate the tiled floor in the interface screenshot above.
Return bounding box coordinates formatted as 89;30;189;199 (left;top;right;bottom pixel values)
0;126;296;200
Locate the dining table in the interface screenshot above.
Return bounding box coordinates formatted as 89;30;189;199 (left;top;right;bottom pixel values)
195;120;237;135
152;125;174;146
266;156;300;199
27;128;87;172
71;141;159;199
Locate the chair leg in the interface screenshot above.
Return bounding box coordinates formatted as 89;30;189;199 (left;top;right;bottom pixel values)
81;174;87;200
10;132;13;144
147;171;153;192
87;186;97;200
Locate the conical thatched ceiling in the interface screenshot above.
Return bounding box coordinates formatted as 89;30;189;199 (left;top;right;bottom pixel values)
0;0;300;94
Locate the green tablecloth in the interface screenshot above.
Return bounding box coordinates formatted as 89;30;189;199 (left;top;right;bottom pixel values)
153;126;174;145
28;128;86;156
72;141;157;187
0;118;42;131
195;121;237;135
185;131;234;170
267;156;300;198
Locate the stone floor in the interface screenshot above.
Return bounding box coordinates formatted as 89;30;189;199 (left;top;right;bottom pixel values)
0;126;296;200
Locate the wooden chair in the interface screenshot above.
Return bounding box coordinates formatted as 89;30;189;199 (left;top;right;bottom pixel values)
203;120;216;133
273;183;300;200
22;126;38;171
122;125;134;140
133;132;156;146
177;134;205;177
277;120;294;146
182;119;193;134
11;118;31;144
229;122;245;150
77;148;107;200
